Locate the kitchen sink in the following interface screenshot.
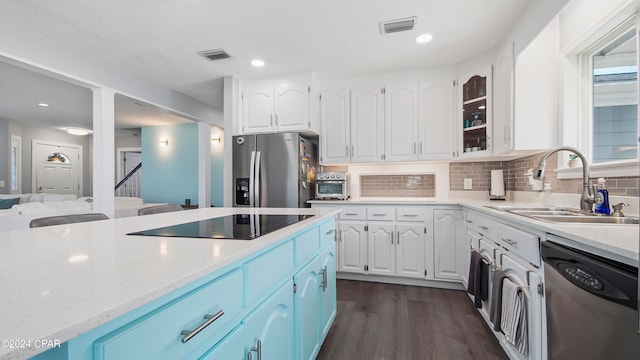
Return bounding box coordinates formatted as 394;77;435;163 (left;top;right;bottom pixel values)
485;205;639;225
530;215;639;224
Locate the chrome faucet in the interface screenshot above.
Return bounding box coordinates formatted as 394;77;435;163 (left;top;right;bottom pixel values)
533;146;596;212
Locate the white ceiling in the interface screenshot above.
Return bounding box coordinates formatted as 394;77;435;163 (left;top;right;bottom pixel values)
0;0;531;130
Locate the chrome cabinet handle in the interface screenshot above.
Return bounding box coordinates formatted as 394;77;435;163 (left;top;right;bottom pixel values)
250;339;262;360
270;114;273;126
413;142;417;154
402;214;418;217
420;141;423;154
345;145;349;157
391;232;394;245
319;265;328;291
275;114;278;125
325;229;335;235
248;352;253;360
351;145;354;156
180;310;224;343
397;231;400;245
502;238;517;245
372;213;387;216
466;220;473;224
344;212;359;216
479;225;489;230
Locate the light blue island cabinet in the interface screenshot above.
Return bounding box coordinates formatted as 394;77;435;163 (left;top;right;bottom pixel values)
16;210;337;360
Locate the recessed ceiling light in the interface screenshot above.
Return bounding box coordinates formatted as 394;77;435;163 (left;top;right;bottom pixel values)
37;103;49;107
251;59;265;68
415;33;433;44
66;128;90;136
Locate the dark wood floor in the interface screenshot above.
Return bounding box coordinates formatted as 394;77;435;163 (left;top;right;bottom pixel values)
317;280;509;360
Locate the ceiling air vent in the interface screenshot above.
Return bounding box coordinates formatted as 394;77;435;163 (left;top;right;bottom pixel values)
198;49;231;61
379;17;416;35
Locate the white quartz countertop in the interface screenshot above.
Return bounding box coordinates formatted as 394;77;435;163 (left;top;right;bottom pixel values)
311;199;639;267
0;207;339;360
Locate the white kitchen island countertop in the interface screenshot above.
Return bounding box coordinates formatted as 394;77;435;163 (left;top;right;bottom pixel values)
310;199;639;267
0;207;339;360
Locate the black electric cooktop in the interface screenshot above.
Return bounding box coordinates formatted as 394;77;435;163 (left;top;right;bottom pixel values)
127;214;314;240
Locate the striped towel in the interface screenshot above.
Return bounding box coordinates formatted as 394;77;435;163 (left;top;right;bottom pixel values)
500;277;528;355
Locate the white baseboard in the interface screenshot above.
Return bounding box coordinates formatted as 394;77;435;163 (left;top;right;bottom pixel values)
336;272;466;291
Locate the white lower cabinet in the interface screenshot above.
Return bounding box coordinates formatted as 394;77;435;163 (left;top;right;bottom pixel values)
396;223;427;278
367;222;395;276
313;204;431;280
466;209;545;360
337;220;367;273
433;208;467;282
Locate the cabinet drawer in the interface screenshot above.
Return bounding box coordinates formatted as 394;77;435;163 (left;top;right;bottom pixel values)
496;223;540;266
319;220;336;247
295;227;320;265
339;207;366;220
467;212;498;240
94;269;243;360
244;240;294;306
366;207;395;221
396;207;427;222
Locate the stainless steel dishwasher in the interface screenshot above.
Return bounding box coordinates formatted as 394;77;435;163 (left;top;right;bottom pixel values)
541;239;639;360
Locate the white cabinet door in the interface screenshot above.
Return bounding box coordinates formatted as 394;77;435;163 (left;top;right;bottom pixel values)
320;90;350;164
384;83;419;161
492;42;514;155
419;81;454;160
367;223;395;276
433;209;466;281
396;223;426;279
275;86;309;131
350;87;384;162
242;88;275;134
337;221;367;273
459;68;492;157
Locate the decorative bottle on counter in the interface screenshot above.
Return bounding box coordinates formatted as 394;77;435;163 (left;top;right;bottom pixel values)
594;178;610;215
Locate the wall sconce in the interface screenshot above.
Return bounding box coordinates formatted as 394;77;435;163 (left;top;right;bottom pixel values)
211;136;221;144
159;138;168;147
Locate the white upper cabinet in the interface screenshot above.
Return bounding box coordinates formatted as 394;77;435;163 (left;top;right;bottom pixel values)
274;86;310;131
320;80;453;164
419;81;454;160
320;89;350;164
242;88;275;134
241;84;310;134
458;67;493;158
351;87;384;162
492;42;515;155
384;84;419;161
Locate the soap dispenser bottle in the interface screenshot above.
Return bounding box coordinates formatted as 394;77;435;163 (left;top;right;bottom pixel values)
594;178;610;215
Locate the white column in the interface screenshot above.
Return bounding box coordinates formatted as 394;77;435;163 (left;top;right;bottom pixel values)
92;88;116;218
198;122;211;208
223;76;240;207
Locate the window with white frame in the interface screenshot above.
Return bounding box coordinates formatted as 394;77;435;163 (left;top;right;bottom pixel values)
581;18;637;165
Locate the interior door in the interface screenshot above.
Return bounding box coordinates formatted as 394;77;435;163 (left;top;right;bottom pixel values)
32;140;81;195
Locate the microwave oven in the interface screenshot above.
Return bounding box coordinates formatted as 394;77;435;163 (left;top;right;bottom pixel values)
315;172;349;200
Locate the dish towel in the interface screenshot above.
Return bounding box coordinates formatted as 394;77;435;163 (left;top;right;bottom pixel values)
467;250;484;308
500;277;529;355
489;268;507;331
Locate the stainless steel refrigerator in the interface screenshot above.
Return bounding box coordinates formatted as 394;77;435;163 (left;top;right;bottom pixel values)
233;133;317;208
